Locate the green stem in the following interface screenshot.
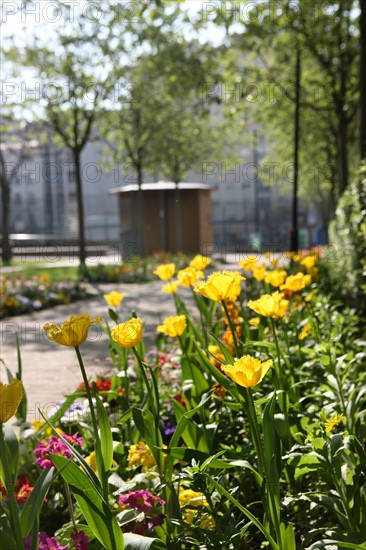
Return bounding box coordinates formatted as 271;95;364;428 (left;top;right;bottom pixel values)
221;300;240;357
242;388;265;478
0;423;23;548
64;480;77;530
132;347;164;473
74;346;108;500
192;288;208;346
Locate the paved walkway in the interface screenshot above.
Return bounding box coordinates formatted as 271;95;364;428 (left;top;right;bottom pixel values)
1;253;288;423
0;281;195;423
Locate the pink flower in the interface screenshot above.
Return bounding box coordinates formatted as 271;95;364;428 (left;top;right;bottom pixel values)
118;489;165;513
70;529;89;549
118;490;165;534
25;532;68;550
34;434;82;469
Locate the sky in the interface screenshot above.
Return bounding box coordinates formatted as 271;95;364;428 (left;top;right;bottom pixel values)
1;1;222;43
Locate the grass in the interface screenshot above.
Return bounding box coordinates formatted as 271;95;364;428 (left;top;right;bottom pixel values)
2;265;80;282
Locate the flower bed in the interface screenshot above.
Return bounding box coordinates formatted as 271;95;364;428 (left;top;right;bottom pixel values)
0;274;91;318
1;253;365;549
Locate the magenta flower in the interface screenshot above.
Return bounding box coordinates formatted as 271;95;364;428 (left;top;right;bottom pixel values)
118;489;165;513
34;434;82;469
70;529;89;549
25;532;68;550
118;490;165;534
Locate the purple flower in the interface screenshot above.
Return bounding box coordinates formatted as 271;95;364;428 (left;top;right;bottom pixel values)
163;420;176;438
34;433;82;469
25;532;68;550
117;490;165;534
118;489;165;513
70;529;89;549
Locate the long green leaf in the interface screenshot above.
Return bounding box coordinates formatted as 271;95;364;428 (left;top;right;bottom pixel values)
124;533;166;549
20;467;55;537
95;393;114;471
51;454;124;550
0;527;18;550
207;476;279;550
3;424;19;481
164;446;232;468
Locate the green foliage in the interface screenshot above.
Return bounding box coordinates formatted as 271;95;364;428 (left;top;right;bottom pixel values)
328;163;366;309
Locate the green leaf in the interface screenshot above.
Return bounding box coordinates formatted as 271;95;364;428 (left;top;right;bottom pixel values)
95;393;114;471
20;467;55;537
124;533;166;549
118;408;133;425
209;332;235;364
15;333;27;422
192;339;239;397
0;527;18;550
51;454;124;550
208;476;279;550
294;453;324;480
3;424;19;480
280;522;296;550
164;446;231;468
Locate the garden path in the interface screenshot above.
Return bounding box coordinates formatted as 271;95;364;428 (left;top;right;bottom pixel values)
0;281;195;425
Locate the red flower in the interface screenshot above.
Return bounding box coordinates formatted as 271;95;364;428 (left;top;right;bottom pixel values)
173;391;186;408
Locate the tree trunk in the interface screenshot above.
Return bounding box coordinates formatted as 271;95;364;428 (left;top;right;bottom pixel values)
1;179;12;264
360;0;366;162
73;149;87;276
290;47;301;252
137;164;145;256
336;69;349;195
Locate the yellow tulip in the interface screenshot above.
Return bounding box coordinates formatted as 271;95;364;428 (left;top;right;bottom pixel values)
194;271;245;302
161;281;180;294
177;267;204;287
103;291;125;308
221;355;273;388
247;292;289;318
111;317;143;348
280;272;312;293
189;254;211;270
157;315;186;337
252;265;267;281
44;314;102;347
249;317;260;327
0;379;23;423
300;255;317;270
264;269;287;287
239;256;261;271
154;263;176;281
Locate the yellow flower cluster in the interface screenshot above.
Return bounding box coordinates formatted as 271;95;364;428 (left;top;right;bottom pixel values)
178;488;215;530
128;441;156;470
